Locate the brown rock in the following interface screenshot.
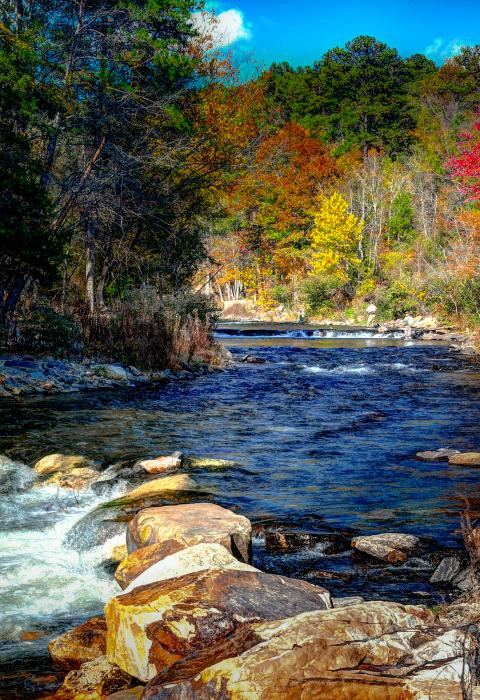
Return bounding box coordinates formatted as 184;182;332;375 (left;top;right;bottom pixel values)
34;454;94;476
54;656;133;699
105;568;332;682
351;532;420;563
48;617;107;669
448;451;480;466
126;503;252;562
115;542;186;589
142;601;472;699
137;456;182;475
44;467;99;490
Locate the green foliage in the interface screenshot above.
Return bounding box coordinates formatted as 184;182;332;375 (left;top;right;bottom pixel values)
300;275;343;314
388;191;416;243
375;281;420;320
9;306;81;355
271;284;293;307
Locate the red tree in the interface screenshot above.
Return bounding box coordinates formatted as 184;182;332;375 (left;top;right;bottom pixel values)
449;111;480;203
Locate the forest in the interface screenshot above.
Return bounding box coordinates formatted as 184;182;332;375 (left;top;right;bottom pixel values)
2;0;480;364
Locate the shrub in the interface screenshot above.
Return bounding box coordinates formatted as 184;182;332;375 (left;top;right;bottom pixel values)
271;284;293;307
300;275;343;314
80;287;221;370
375;282;420;320
4;306;80;356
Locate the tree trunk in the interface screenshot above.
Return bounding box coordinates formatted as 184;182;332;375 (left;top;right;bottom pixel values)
0;271;27;329
85;219;96;314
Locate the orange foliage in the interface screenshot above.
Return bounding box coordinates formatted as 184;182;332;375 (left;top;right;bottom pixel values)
230;123;338;279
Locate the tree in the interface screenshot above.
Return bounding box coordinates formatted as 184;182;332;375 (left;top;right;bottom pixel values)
449;110;480;203
310;192;364;281
0;23;63;327
311;36;436;155
388;191;416;243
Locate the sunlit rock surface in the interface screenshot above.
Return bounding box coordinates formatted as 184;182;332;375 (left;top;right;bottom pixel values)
105;568;332;682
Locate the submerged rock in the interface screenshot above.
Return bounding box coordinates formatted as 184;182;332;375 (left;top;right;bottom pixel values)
54;656;133;699
43;467;99;490
416;448;460;461
142;601;472;699
48;617;107;669
351;532;420;563
448;452;480;466
122;543;258;593
34;453;94;476
126;503;252;563
184;457;235;470
105;568;332;682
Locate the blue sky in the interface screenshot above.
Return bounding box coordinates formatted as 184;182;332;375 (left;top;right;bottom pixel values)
197;0;480;68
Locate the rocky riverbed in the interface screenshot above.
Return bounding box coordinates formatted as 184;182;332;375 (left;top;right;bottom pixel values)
2;447;480;698
0;355;231;399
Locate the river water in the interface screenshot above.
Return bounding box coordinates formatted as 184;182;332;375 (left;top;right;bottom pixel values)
1;333;480;696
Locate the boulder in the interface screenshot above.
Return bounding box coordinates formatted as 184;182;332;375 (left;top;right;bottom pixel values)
142;601;472;699
122;475;196;501
448;452;480;466
137;456;182;475
43;467;99;490
105;568;332;682
48;617;107;669
416;448;460;461
115;542;186;589
452;566;480;592
126;503;252;563
351;532;420;563
122;543;258;593
54;656;133;699
34;453;94;476
430;556;462;585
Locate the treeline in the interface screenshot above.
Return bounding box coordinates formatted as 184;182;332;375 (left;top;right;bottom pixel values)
204;37;480;322
2;15;480;358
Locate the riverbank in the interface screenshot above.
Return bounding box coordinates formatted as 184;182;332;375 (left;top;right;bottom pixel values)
2;447;480;698
0;351;232;399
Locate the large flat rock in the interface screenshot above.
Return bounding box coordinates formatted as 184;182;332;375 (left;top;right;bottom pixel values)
142;601;472;699
126;503;252;562
105;568;332;682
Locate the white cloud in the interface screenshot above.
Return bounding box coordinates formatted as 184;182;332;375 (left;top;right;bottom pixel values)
192;9;252;47
425;37;471;60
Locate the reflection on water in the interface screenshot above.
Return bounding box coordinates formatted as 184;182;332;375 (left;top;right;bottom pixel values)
1;337;480;695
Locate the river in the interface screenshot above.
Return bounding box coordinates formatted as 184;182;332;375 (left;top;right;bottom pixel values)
1;331;480;696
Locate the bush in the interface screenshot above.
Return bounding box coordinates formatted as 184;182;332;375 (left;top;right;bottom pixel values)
271;284;293;307
375;282;420;320
300;275;343;314
438;276;480;322
4;306;81;355
80;287;221;370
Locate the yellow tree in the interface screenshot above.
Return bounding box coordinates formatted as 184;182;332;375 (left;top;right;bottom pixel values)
310;192;364;281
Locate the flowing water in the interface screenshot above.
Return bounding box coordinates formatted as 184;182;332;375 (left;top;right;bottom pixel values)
2;331;480;696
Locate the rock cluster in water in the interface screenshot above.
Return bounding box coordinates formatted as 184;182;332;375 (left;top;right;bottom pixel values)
0;354;231;398
12;447;476;699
